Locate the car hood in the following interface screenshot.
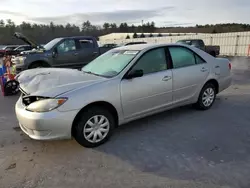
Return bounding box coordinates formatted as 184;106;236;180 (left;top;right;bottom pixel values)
14;32;40;48
16;68;106;97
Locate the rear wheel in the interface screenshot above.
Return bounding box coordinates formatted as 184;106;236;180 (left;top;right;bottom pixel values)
74;106;115;148
194;83;216;110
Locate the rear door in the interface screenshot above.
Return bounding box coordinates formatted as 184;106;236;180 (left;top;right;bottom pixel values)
75;39;99;67
167;46;209;104
52;39;79;68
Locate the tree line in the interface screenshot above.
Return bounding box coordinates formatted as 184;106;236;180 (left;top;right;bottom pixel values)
1;19;250;45
0;19;156;45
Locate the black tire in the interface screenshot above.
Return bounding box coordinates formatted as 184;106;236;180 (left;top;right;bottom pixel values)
74;106;115;148
4;80;20;96
194;83;216;110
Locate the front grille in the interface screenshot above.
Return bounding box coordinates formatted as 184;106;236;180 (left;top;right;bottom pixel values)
22;96;37;106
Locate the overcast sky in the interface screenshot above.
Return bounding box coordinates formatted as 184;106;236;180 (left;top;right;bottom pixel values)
0;0;249;27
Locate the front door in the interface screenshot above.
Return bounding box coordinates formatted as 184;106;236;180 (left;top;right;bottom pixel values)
52;39;79;68
120;47;173;119
168;46;209;103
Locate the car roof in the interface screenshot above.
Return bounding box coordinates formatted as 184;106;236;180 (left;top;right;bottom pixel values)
55;36;96;40
115;43;190;51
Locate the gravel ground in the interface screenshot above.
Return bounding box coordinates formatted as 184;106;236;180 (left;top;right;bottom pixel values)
0;57;250;188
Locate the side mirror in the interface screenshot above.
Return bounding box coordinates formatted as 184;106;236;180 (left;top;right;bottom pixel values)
52;48;58;58
125;69;143;79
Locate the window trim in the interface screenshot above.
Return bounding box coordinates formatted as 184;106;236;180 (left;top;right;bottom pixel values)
123;46;171;79
166;45;207;69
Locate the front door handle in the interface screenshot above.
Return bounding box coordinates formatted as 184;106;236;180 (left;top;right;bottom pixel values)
74;52;78;56
162;76;172;81
200;67;208;72
93;52;98;56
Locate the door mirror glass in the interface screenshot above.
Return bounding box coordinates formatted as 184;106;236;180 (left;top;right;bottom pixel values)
52;48;58;58
126;69;143;79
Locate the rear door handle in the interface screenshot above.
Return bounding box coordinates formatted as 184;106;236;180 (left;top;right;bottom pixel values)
74;52;78;56
200;67;208;72
93;52;98;56
162;76;172;81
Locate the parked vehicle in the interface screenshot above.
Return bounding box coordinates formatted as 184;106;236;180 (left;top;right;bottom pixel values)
5;45;33;56
124;41;147;46
101;43;119;48
176;39;220;57
15;43;232;148
0;45;19;57
12;32;115;73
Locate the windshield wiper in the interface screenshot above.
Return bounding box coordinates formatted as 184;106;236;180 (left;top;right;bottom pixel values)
83;71;103;77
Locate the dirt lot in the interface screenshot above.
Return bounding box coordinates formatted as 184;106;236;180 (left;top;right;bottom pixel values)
0;57;250;188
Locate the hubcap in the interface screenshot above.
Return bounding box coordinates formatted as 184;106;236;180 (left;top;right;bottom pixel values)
202;87;215;107
83;115;110;143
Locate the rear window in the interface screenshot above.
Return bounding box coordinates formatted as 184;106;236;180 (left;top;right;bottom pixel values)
177;40;192;45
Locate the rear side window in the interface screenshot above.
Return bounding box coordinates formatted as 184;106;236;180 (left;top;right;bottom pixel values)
195;54;206;64
79;39;94;48
169;47;196;68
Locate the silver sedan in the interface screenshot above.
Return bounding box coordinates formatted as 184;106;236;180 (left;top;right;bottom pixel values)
15;43;232;147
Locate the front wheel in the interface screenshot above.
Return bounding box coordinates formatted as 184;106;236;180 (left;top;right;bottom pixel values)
194;83;216;110
74;106;115;148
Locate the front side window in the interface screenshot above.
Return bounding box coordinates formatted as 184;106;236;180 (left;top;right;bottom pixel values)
82;49;139;77
131;48;167;74
57;39;76;53
169;47;196;68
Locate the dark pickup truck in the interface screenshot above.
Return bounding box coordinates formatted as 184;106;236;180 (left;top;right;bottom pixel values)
176;39;220;57
12;32;114;73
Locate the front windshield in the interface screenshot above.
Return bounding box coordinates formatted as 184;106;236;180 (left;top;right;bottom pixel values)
43;38;62;50
82;49;139;78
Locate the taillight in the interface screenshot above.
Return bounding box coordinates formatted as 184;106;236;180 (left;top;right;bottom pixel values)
229;62;231;70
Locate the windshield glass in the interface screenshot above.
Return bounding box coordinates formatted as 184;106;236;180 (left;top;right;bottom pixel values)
43;38;62;50
82;49;139;78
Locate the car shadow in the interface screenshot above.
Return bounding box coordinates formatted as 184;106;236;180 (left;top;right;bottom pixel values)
94;96;250;187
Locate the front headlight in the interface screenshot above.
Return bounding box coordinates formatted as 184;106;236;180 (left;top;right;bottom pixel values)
26;98;68;112
13;56;26;65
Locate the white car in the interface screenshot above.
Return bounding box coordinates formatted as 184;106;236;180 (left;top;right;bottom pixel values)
15;43;232;147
